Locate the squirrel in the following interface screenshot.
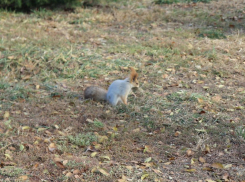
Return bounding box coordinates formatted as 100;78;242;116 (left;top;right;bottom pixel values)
84;67;139;106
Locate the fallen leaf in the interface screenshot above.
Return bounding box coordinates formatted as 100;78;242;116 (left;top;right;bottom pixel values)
191;158;196;164
19;144;25;151
33;163;39;169
48;143;57;152
224;164;232;169
37;128;48;132
144;157;152;163
202;167;213;171
205;179;215;182
199;157;205;163
55;161;66;169
133;128;140;132
141;173;149;180
22;126;30;130
204;145;210;153
73;169;81;175
4;153;12;160
98;136;108;143
125;166;133;170
63;160;68;165
65;172;73;178
212;95;222;103
97;167;110;176
74;174;80;179
174;131;181;137
152;169;163;175
19;175;29;180
8;56;16;60
100;156;110;161
222;173;229;181
4;111;10;119
186;149;193;156
91;152;98;157
118;175;127;182
197;98;204;104
142;162;154;167
211;162;224;169
143;145;152;153
184;168;196;172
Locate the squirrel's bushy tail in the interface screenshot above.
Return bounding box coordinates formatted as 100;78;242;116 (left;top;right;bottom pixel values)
84;86;107;101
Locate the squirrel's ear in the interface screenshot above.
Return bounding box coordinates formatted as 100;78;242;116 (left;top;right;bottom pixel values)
129;67;138;82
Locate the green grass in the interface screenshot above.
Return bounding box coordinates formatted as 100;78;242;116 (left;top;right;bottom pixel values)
68;133;98;147
198;29;226;39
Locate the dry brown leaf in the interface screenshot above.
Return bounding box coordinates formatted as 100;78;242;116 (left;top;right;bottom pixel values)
163;162;171;165
8;56;16;60
143;145;152;153
98;136;108;143
91;152;98;157
174;131;181;137
162;74;168;78
202;167;213;171
212;95;222;103
33;163;39;169
152;169;163;175
199;157;205;163
118;175;127;182
48;143;57;152
4;111;10;119
204;145;210;153
142;162;154;167
97;167;110;176
222;173;229;182
73;169;81;175
63;160;68;165
191;158;196;164
205;179;215;182
22;126;30;130
197;98;204;104
125;166;133;170
186;149;193;156
133;128;140;132
211;162;224;169
184;168;196;172
224;164;232;169
144;157;152;163
55;161;66;169
100;156;110;161
65;172;73;177
74;174;80;179
141;173;149;180
19;175;29;180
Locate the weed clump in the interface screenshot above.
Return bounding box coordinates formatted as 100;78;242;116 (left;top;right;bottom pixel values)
68;133;97;147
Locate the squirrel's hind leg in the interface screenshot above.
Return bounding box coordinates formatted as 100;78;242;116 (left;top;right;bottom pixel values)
121;95;128;105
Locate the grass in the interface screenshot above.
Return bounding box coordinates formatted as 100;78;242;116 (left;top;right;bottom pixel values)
68;133;98;147
0;0;245;181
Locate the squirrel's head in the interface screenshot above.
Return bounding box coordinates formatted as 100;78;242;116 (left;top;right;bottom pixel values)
129;67;139;88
